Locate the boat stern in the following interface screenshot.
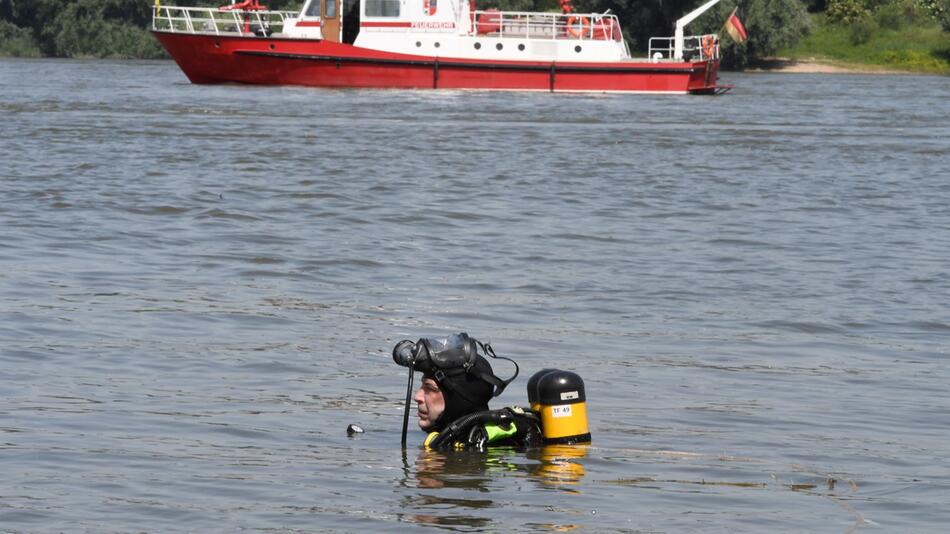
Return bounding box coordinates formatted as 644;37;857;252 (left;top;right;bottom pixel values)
687;58;721;94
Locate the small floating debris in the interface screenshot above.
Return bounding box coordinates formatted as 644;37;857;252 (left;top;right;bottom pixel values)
787;483;818;491
346;424;365;436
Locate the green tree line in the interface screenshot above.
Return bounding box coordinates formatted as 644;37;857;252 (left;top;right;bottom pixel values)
2;0;949;65
0;0;300;57
2;0;158;57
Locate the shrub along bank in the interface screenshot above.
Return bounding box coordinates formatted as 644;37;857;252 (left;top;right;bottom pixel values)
777;1;950;74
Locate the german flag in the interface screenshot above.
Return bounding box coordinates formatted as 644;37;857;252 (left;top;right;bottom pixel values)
722;8;748;43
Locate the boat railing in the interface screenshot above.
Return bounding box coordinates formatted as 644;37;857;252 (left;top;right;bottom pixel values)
152;5;298;36
648;34;718;61
472;10;623;42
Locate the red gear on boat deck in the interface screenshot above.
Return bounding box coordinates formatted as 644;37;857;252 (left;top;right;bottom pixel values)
219;0;267;34
219;0;267;11
702;35;715;59
566;15;590;38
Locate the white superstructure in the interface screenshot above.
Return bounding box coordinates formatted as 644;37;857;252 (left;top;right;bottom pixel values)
282;0;631;62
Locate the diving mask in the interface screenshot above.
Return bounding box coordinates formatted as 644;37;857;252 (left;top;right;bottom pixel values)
392;333;517;397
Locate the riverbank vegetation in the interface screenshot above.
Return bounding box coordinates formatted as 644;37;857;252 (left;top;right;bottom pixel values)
776;6;950;73
0;0;299;58
1;0;948;73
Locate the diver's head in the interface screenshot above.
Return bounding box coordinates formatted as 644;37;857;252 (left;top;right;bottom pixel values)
413;376;445;431
414;354;495;431
393;333;518;433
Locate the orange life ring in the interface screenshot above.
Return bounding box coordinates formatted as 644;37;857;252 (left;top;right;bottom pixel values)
566;16;590;39
702;35;715;59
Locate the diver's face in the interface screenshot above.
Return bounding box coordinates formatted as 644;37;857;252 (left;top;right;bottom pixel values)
414;377;445;431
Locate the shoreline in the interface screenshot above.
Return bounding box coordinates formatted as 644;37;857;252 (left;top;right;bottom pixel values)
746;57;922;75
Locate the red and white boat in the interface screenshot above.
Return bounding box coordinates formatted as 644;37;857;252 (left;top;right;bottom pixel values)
152;0;731;94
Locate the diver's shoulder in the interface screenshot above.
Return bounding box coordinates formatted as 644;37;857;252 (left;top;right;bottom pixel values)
426;406;542;451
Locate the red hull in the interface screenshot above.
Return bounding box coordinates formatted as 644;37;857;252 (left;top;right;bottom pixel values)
154;31;720;94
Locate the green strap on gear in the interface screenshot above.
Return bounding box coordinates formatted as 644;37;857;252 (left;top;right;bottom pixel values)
484;421;518;444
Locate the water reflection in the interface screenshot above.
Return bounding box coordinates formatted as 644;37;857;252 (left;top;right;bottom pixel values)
401;445;590;527
411;449;499;490
525;444;589;490
409;444;590;489
402;449;497;528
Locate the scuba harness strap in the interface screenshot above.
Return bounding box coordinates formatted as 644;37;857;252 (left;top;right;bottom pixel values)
426;406;541;451
433;340;518;406
477;340;518;396
432;339;520;404
482;419;520;442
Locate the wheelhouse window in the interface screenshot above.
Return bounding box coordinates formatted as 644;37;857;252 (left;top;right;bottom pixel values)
325;0;337;17
304;0;321;16
365;0;400;17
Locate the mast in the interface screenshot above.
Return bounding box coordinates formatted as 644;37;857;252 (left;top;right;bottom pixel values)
673;0;722;59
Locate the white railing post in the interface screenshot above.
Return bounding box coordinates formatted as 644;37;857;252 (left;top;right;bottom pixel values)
153;5;294;35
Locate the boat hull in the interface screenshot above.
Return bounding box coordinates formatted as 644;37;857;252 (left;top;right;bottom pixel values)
153;31;720;94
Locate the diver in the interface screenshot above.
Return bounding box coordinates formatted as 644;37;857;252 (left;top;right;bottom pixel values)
392;333;543;451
